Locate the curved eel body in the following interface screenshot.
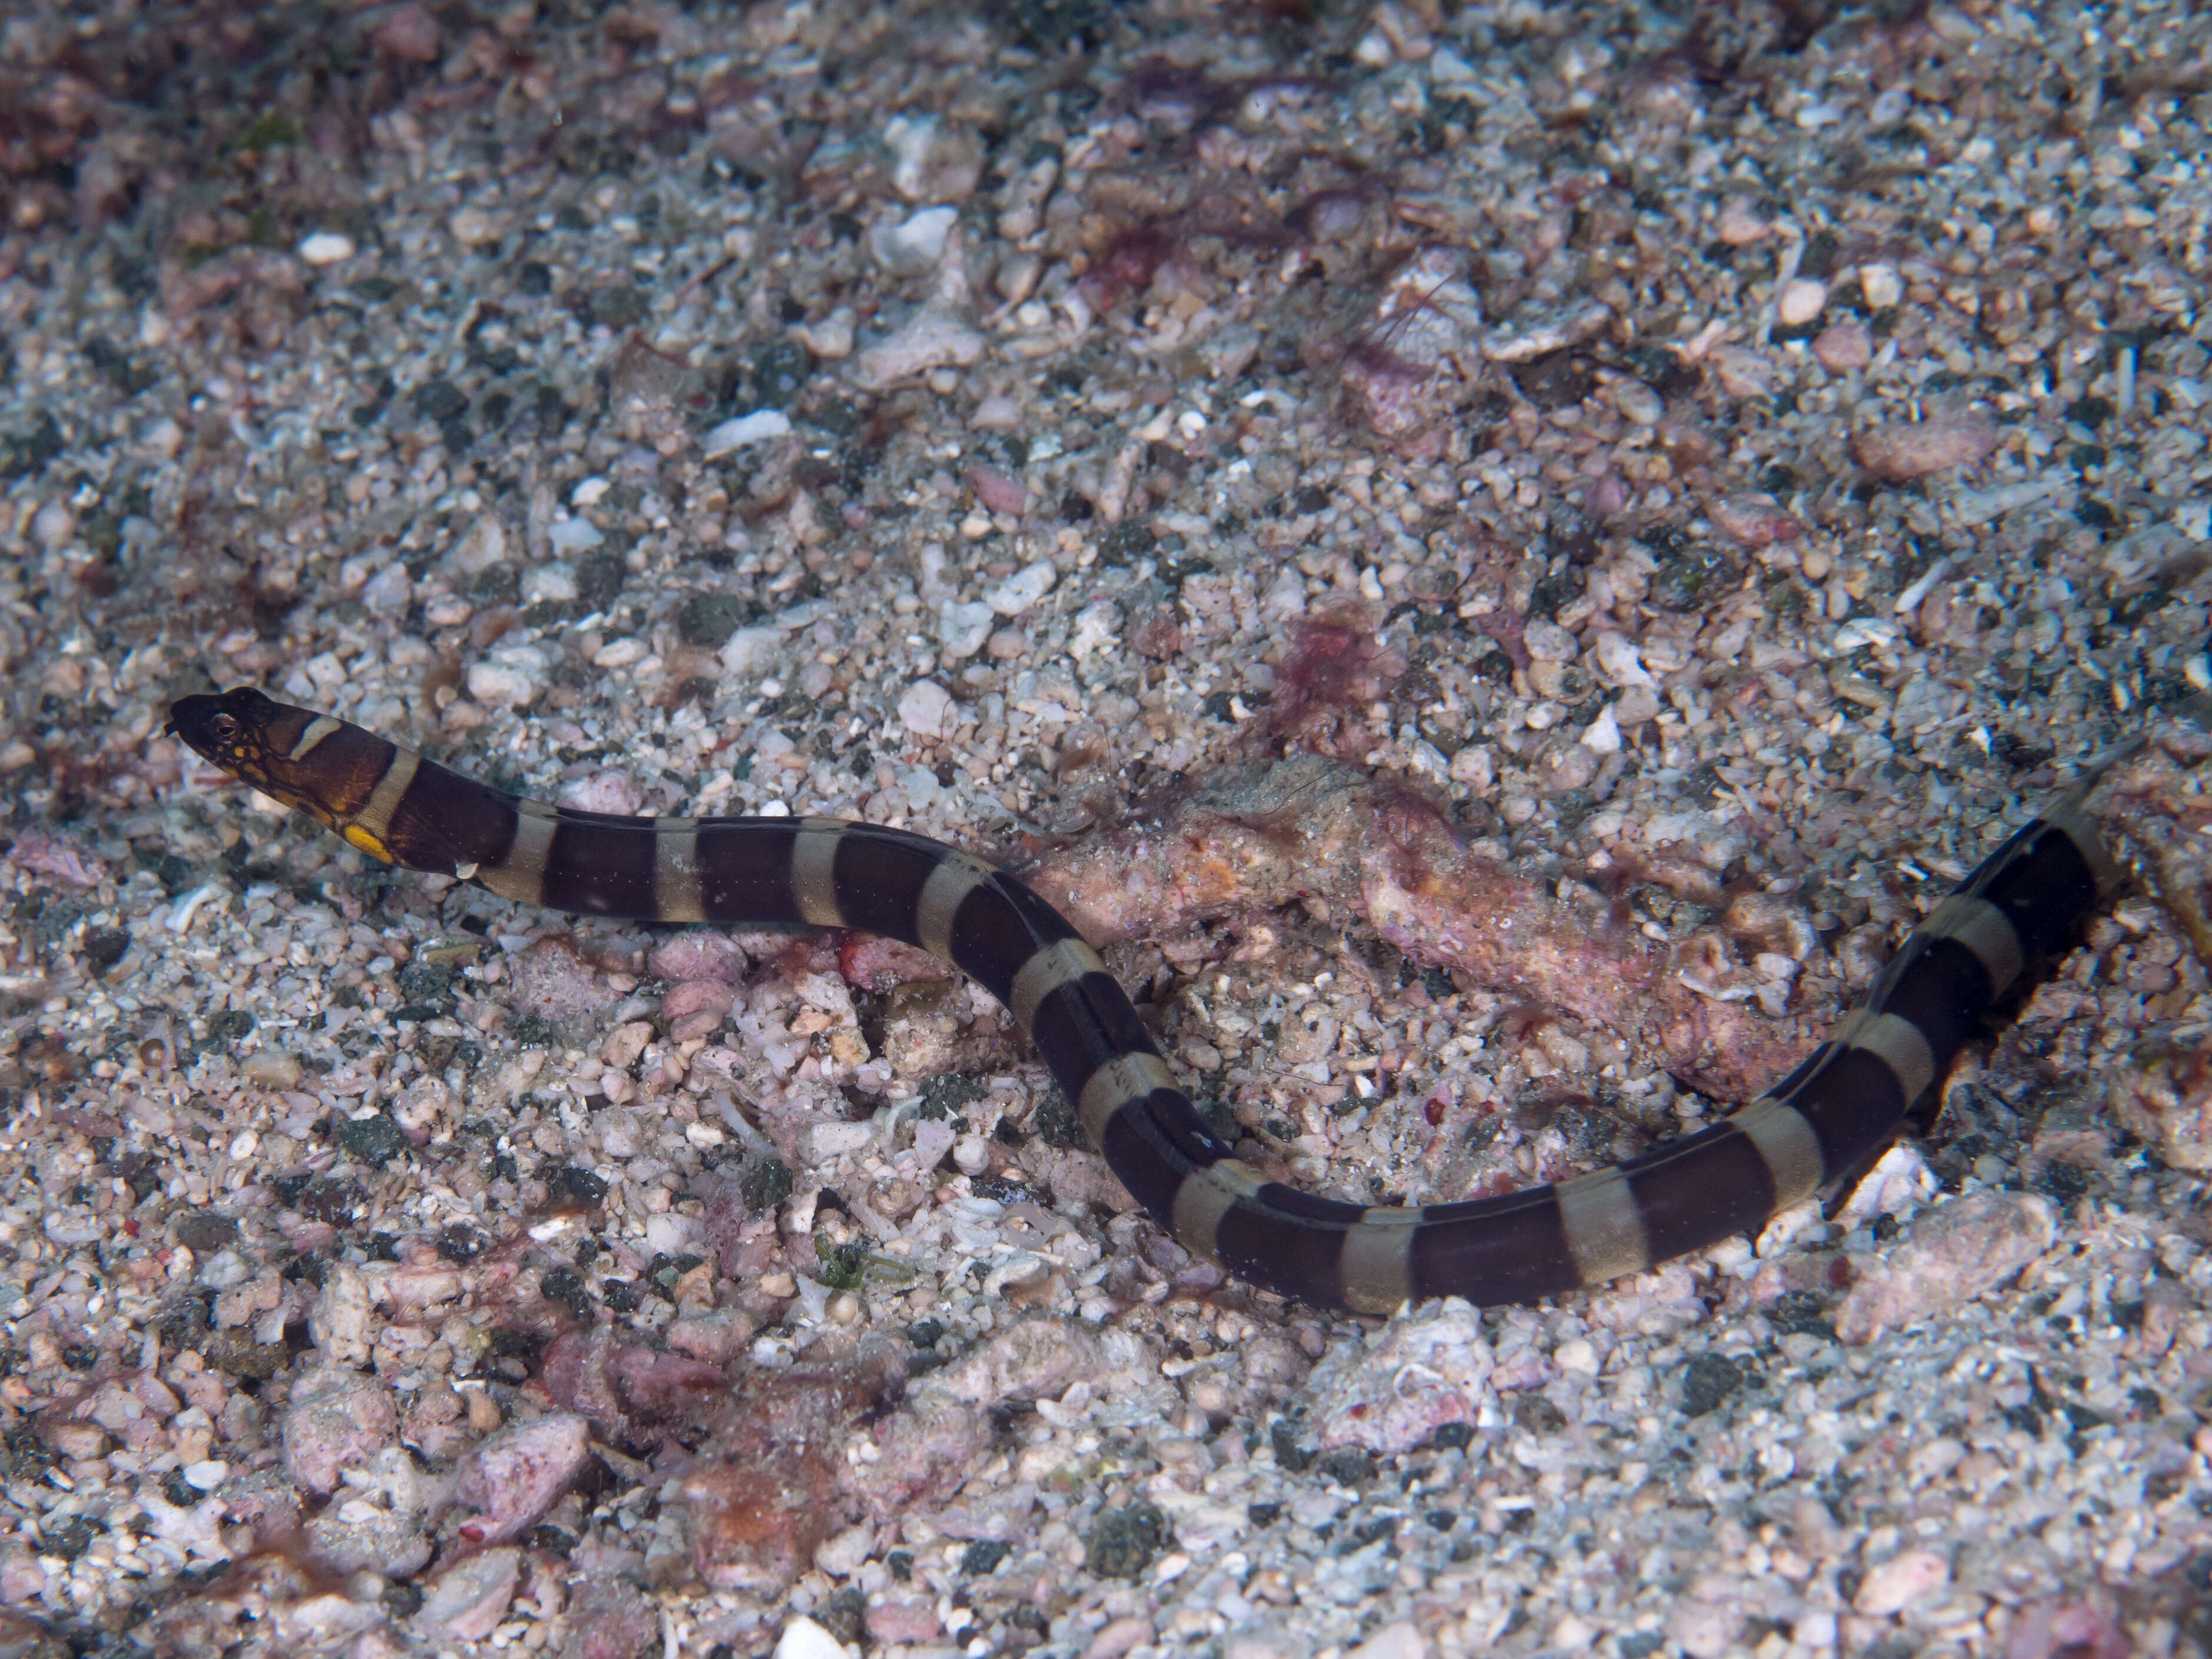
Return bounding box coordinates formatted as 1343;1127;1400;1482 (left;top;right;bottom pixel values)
167;686;2121;1315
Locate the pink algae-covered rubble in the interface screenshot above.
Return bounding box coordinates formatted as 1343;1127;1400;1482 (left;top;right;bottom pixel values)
561;1578;662;1659
1849;417;1999;481
1832;1192;2056;1345
413;1545;524;1643
1303;1299;1499;1456
454;1412;594;1545
280;1364;398;1499
1025;753;1813;1101
4;830;102;888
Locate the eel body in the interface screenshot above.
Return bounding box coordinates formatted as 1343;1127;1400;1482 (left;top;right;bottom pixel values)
167;686;2120;1315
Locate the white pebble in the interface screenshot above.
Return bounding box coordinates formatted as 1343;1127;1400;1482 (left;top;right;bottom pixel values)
1580;704;1622;754
591;638;647;668
869;205;958;274
898;680;957;739
167;885;221;933
31;499;74;549
1859;262;1903;309
140;416;184;459
1891;557;1952;614
545;518;602;554
899;765;940;811
794;307;855;359
1347;1622;1426;1659
703;409;793;458
297;231;355;266
774;1616;847;1659
522;562;577;605
466;644;552;708
360;562;412;613
719;625;782;677
1594;633;1653;686
1069;601;1121;658
1408;741;1452;784
938;601;994;660
852;307;985;389
984;558;1057;615
814;1524;874;1578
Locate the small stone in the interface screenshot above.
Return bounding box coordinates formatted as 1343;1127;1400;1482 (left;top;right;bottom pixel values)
1449;746;1494;790
31;498;74;549
1347;1622;1428;1659
1812;321;1872;372
1085;1616;1155;1659
968;466;1028;516
1521;620;1579;661
1717;196;1770;244
175;1213;238;1251
1708;493;1802;548
898;680;957;739
1852;1547;1950;1615
306;1500;431;1579
1580;706;1621;754
0;1549;47;1606
814;1522;875;1579
1776;276;1827;326
1852;419;1999;481
866;1600;941;1644
703;410;792;457
592;284;648;329
450;207;502;249
984;558;1056;615
995;252;1041;304
297;232;355;266
1616;684;1662;725
1710;346;1773;399
1859;262;1903;308
1613;379;1664;425
938;602;994;660
852;307;985;389
240;1049;303;1088
869;205;959;274
455;1412;594;1544
775;1616;847;1659
1069;601;1121;658
1554;1337;1599;1373
794;307;855;359
721;624;783;677
466;643;552;707
283;1365;398;1499
414;1546;521;1642
1545;744;1598;793
372;2;441;61
564;1579;660;1659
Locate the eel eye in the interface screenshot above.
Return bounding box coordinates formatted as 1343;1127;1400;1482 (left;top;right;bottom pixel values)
210;714;239;740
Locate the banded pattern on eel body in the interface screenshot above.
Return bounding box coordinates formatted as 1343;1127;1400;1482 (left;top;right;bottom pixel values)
168;686;2125;1317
